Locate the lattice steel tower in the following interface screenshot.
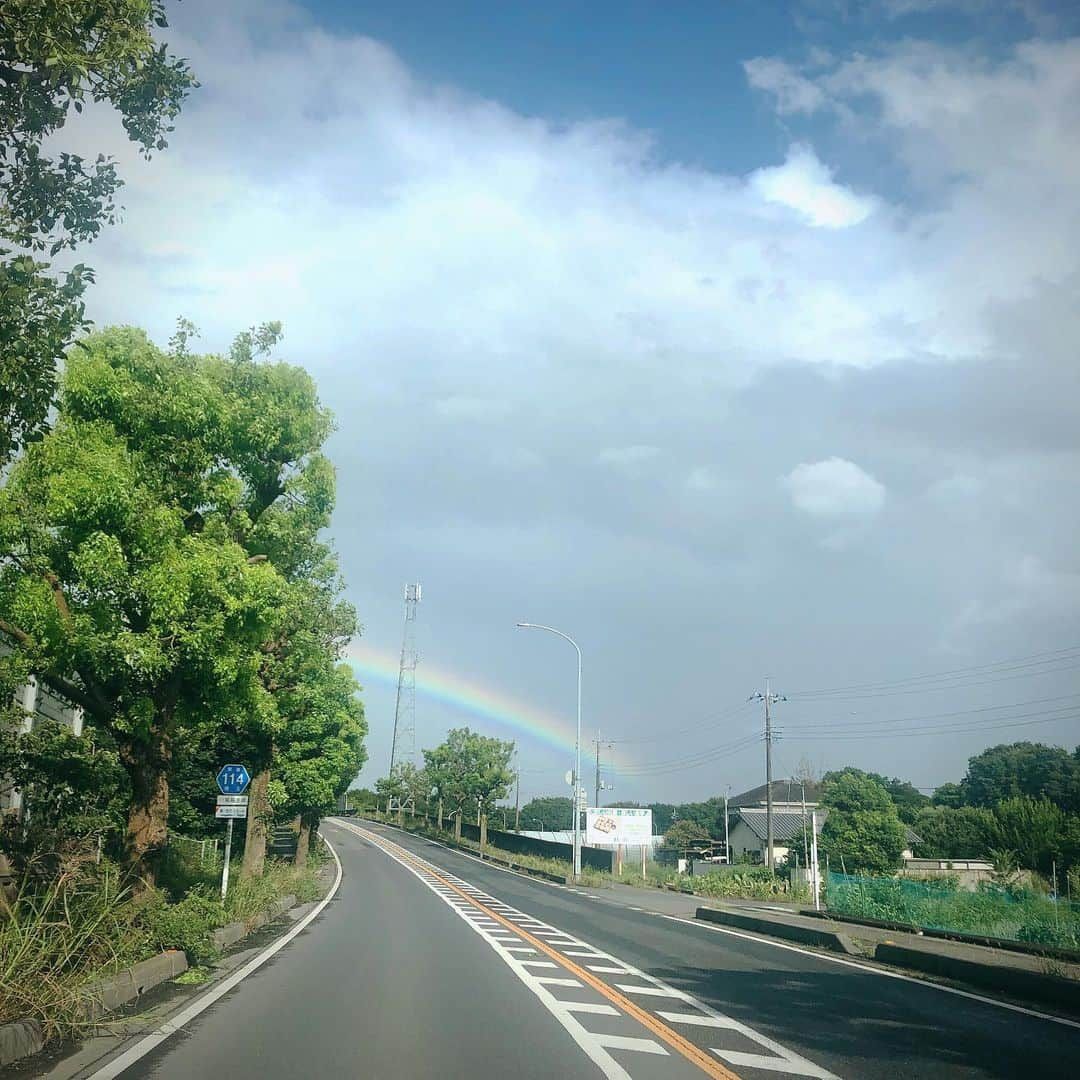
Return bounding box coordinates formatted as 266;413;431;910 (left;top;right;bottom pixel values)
388;583;422;778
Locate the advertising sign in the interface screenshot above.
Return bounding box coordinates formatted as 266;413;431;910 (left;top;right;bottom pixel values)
585;806;652;846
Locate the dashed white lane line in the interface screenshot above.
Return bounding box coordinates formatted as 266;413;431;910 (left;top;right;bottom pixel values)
598;1035;669;1055
616;984;680;998
342;821;842;1080
716;1051;834;1078
657;1013;739;1029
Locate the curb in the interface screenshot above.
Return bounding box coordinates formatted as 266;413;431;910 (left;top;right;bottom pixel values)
874;942;1080;1012
695;906;861;955
1;883;317;1069
79;949;189;1022
0;1019;44;1068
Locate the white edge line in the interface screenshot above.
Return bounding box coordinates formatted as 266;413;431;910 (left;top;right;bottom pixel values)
658;914;1080;1031
87;836;345;1079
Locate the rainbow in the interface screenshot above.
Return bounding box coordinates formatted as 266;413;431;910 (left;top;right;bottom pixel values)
344;643;633;768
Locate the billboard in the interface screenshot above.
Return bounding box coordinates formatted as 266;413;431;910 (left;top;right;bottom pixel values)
585;807;653;846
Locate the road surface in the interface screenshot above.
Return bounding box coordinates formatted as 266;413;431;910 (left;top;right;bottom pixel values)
88;819;1080;1079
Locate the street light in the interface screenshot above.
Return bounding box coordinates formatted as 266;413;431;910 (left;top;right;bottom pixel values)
516;621;582;882
531;817;545;831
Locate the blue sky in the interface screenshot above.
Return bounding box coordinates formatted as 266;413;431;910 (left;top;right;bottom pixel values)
74;0;1080;801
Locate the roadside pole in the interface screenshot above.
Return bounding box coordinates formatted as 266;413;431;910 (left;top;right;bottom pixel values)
641;843;646;883
221;818;234;900
810;809;821;911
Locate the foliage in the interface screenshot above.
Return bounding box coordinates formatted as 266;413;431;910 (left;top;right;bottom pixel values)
422;727;515;819
989;795;1066;876
912;805;996;860
661;819;711;853
692;866;810;902
961;742;1080;814
0;0;197;461
819;770;907;874
824;767;929;824
519;795;573;831
827;871;1080;951
0;324;365;878
931;782;964;808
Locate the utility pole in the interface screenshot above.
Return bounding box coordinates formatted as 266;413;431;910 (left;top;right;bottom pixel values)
594;730;614;808
724;787;730;865
750;678;785;872
514;768;521;830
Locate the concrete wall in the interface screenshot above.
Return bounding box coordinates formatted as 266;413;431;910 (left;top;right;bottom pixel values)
460;822;614;872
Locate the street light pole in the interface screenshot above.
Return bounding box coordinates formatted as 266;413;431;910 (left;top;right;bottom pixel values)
516;622;582;883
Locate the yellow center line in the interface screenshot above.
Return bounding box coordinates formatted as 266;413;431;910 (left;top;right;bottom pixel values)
361;827;741;1080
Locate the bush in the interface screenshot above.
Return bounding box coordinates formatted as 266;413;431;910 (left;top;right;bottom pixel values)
144;887;225;966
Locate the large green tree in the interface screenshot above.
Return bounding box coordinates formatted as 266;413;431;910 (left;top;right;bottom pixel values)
0;326;365;878
824;768;929;824
423;727;515;822
990;795;1067;876
661;819;711;854
0;0;196;462
519;795;573;831
960;743;1080;814
818;769;907;875
912;805;996;860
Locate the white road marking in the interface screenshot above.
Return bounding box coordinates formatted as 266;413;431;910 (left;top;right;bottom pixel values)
596;1035;669;1055
505;947;536;954
657;1012;739;1029
561;1002;620;1016
349;822;843;1080
715;1050;834;1077
86;835;345;1079
521;960;559;968
537;976;583;987
659;913;1080;1032
588;965;630;974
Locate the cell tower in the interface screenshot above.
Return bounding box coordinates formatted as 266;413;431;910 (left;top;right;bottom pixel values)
388;583;422;781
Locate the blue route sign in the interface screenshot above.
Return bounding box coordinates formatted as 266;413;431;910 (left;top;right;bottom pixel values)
217;763;251;796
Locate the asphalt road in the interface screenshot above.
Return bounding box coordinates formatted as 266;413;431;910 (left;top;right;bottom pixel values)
93;820;1080;1080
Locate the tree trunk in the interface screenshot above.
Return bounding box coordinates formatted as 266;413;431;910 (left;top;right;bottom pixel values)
120;725;172;883
241;766;271;878
295;814;313;865
454;814;462;842
480;813;487;855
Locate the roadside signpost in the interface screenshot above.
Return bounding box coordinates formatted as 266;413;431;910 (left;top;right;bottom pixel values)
216;764;251;900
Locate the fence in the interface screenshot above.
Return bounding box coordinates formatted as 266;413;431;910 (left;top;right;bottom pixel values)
166;832;222;871
457;821;615;872
826;871;1080;950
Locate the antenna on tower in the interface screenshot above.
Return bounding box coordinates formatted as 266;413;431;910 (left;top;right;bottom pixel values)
388;584;421;817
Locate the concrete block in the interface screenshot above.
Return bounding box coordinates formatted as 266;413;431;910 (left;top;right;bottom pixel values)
211;921;246;949
696;907;861;955
874;943;1080;1011
0;1019;44;1067
79;950;188;1021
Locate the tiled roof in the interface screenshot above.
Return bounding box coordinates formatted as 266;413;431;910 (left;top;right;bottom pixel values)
729;779;822;808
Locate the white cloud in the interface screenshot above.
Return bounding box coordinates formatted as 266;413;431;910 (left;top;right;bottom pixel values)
596;445;662;466
783;458;886;517
750;144;876;228
743;57;826;114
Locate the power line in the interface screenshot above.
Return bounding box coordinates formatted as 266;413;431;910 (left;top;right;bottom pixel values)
791;706;1080;741
784;692;1080;732
609;699;754;744
613;731;762;777
788;644;1080;700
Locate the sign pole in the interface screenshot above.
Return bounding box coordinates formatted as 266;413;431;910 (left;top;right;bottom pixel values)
810;810;821;911
221;817;234;900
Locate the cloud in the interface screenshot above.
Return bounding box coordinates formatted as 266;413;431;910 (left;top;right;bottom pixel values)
596;445;662;466
750;144;876;227
783;458;886;517
743;57;827;114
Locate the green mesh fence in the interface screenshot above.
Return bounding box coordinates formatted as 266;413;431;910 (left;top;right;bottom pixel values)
826;871;1080;950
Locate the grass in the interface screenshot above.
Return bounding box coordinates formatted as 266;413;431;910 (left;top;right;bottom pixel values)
0;840;333;1040
827;872;1080;952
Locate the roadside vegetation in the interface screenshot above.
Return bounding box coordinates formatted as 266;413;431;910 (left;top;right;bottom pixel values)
0;3;365;1044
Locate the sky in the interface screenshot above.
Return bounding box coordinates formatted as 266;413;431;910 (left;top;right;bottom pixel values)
67;0;1080;804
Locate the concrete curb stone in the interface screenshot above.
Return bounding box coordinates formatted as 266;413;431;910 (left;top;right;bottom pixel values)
696;906;861;955
0;1019;45;1068
78;950;189;1022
